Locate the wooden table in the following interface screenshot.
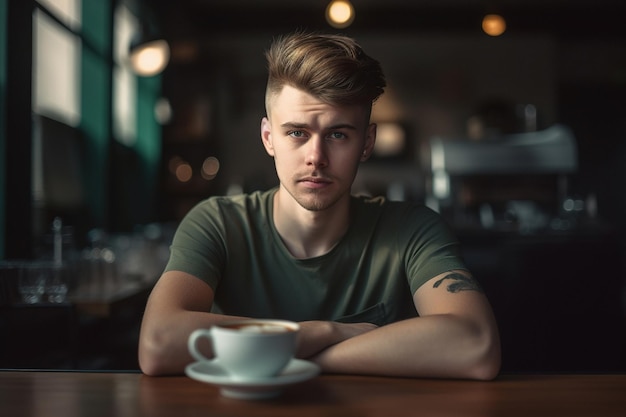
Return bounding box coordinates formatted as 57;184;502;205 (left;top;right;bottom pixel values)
1;371;625;416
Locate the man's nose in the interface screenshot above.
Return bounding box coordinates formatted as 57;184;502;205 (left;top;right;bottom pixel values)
305;137;329;167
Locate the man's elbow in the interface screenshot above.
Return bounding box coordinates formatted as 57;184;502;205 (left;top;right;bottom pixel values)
138;348;163;376
468;353;501;381
138;330;180;376
138;339;165;376
466;331;501;381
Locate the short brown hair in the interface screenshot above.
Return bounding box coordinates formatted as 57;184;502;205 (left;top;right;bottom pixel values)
265;31;386;112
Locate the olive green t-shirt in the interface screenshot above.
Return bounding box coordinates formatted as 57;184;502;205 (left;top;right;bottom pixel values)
165;188;467;326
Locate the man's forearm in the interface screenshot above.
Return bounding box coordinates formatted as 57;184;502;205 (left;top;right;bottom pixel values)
310;315;501;380
139;311;248;376
296;320;378;358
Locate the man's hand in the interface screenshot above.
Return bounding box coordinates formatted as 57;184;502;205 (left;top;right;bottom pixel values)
296;321;378;359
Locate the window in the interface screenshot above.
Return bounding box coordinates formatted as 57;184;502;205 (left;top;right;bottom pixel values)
32;1;81;126
37;0;80;28
113;4;137;146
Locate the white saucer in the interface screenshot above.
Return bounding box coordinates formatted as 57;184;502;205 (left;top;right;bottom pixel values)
185;358;320;400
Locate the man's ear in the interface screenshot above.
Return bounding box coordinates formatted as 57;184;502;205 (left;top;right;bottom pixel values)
260;117;275;157
361;123;377;162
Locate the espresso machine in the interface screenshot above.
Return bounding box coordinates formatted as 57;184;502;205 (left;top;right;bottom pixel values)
424;124;579;233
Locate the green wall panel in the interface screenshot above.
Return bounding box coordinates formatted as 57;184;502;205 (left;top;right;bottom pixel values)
81;46;111;225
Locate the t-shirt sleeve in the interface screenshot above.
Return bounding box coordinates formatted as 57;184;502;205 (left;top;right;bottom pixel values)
163;199;226;289
403;206;468;294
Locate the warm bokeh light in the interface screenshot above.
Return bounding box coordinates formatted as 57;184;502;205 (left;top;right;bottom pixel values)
482;14;506;36
374;123;406;157
154;97;172;125
201;156;220;180
326;0;355;29
130;39;170;76
175;163;193;183
169;156;193;183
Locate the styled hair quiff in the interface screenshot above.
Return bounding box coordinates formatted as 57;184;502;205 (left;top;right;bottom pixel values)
265;31;386;112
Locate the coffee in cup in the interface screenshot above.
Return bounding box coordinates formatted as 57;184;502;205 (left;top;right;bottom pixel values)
188;319;299;380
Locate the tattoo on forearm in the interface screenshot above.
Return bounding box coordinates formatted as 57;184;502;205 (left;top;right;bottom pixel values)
433;272;484;294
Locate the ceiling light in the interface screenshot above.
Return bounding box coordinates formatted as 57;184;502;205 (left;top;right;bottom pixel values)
129;38;170;76
482;14;506;37
326;0;355;29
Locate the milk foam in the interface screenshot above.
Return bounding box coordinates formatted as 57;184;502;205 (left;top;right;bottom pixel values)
238;324;289;333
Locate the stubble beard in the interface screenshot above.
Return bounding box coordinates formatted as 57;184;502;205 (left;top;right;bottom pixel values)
293;188;336;212
285;180;344;212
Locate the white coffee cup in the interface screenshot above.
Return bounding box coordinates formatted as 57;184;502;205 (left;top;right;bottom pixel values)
188;319;299;380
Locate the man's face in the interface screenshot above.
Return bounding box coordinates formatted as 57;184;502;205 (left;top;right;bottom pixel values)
261;85;376;212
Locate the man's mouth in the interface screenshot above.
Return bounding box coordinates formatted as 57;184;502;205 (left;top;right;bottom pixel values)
298;176;332;187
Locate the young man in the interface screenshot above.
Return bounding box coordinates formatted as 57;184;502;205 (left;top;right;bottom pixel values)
138;31;501;379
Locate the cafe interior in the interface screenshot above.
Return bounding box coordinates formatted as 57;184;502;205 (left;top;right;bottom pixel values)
1;0;625;375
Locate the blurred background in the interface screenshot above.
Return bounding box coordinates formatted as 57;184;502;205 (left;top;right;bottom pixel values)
1;0;625;373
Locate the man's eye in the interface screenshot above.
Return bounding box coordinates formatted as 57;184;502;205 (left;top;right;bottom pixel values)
288;130;305;138
329;132;347;140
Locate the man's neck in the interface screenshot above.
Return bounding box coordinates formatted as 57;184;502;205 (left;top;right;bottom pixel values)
272;189;351;259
